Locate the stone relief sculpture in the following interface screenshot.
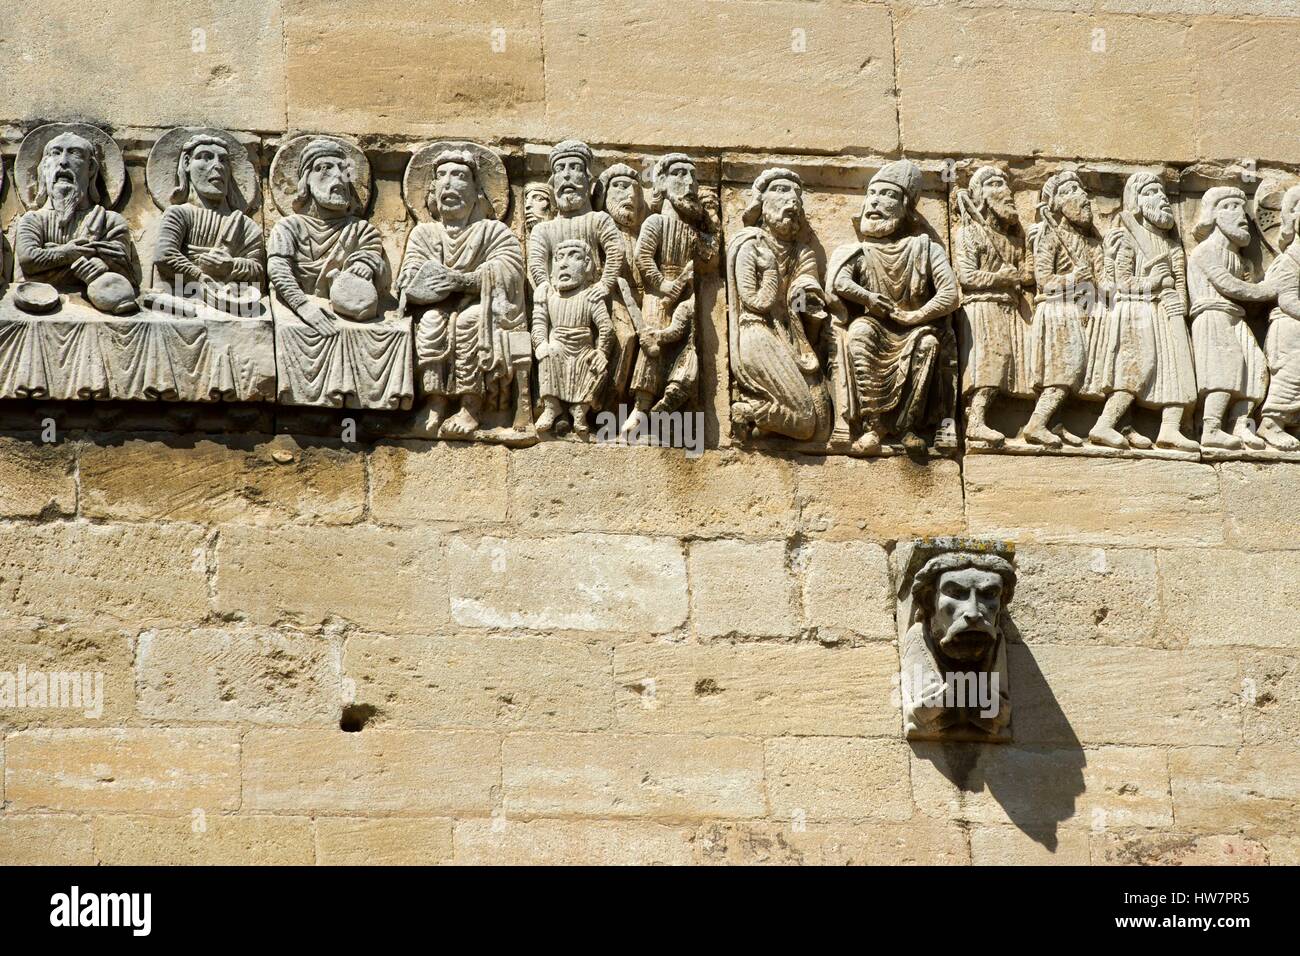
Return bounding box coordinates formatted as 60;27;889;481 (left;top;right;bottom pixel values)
268;135;413;410
1084;173;1199;452
1187;186;1275;451
398;141;531;441
593;162;646;412
954;166;1033;448
1021;170;1101;448
1258;183;1300;451
897;538;1016;742
726;168;833;443
621;153;720;437
532;239;613;435
827;160;960;454
523;182;556;237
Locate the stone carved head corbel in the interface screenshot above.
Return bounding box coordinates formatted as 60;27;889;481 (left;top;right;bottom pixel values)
896;538;1016;742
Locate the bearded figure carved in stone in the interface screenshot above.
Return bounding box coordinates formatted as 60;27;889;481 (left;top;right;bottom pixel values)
1083;173;1199;452
1022;171;1101;447
523;182;556;237
532;239;613;436
269;136;412;410
726;168;832;443
898;539;1015;742
827;160;959;454
619;153;720;437
954;166;1033;448
151;130;266;319
1258;185;1300;450
398;144;529;438
593;162;647;411
526;140;625;311
1188;187;1275;450
14;130;140;316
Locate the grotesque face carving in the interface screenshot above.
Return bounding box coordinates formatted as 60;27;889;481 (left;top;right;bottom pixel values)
187;142;231;204
551;157;591;216
1053;177;1093;228
860;181;907;238
603;175;642;229
551;241;591;292
307;154;353;214
1137;181;1174;231
1215;194;1252;247
40;132;97;211
978;173;1017;224
761;178;803;240
431;160;477;222
929;567;1006;664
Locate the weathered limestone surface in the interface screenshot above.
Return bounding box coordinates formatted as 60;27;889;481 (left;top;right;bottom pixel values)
689;539;799;638
796;457;965;540
694;819;969;866
369;442;510;527
95;814;315;866
765;737;914;823
455;819;695;866
0;439;76;519
315;817;454;866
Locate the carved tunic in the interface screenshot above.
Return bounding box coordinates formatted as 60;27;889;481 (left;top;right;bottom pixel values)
1261;246;1300;423
154;204;265;290
1027;222;1097;391
532;287;612;405
829;235;958;426
16;205;138;290
630;212;708;398
955;219;1031;397
1188;232;1270;403
398;218;525;398
526;210;625;298
267;214;386;309
1086;215;1195;408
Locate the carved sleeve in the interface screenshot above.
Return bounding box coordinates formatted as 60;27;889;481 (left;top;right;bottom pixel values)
345;220;387;282
97;212;137;279
1201;244;1275;303
595;214;626;298
1104;231;1138;292
227;213;266;285
909;241;960;324
154;206;205;284
1277;258;1300;320
530;295;550;350
15;215;70;276
266;220;309;312
526;228;552;290
635;215;666;294
591;297;614;355
735;240;779;314
955;226;1008;291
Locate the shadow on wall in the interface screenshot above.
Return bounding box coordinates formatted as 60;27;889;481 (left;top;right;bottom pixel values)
910;633;1085;853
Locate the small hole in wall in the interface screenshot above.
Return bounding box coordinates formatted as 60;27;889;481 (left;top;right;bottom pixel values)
340;703;377;733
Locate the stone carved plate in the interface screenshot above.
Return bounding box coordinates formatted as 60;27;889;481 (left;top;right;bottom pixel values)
268;134;371;217
145;127;261;213
15;123;127;210
403;141;510;223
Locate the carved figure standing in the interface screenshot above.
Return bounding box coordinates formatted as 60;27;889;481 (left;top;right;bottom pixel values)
593;162;646;409
1258;184;1300;450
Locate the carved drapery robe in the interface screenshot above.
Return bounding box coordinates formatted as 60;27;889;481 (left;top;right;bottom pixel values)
153;203;265;313
605;222;643;407
526;210;624;296
630;212;714;401
828;234;959;432
398;217;525;402
16;205;139;292
1085;214;1195;409
269;213;412;410
1188;233;1269;404
955;218;1031;398
531;288;613;405
726;227;827;441
1261;246;1300;425
1027;222;1097;392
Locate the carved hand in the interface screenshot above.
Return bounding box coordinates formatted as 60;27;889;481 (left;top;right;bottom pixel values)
196;250;235;280
299;301;338;334
584;286;607;306
534;340;550;360
642;330;661;357
70;256;109;283
59;239;100;265
347;262;375;282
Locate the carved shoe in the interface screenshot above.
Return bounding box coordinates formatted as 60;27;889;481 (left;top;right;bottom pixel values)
966;423;1005;447
1020;423;1062;448
1258;418;1300;450
1234;421;1267;450
851;430;882;454
1122;426;1153;450
901;431;928;454
1155;425;1200;452
1200;426;1242;450
1087;425;1128;449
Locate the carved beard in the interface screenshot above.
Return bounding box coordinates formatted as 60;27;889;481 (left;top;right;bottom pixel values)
666;190;703;224
1221;219;1251;247
986;193;1019;226
555;184;588;215
1139;195;1174;230
860;212;903;238
608;197;639;230
765;206;800;240
48;178;83;229
1058;194;1093;229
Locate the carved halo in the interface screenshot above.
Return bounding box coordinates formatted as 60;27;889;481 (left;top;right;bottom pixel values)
1253;176;1300;256
402;141;510;223
15;123;127;210
268;134;371;217
145;126;260;212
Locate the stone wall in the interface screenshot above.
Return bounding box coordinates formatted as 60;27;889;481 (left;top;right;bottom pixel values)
1;0;1298;865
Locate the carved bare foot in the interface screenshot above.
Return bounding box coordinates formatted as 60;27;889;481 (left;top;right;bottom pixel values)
620;408;650;440
1258;418;1300;450
1155;424;1200;452
441;406;480;438
1200;426;1242;450
1087;425;1128;449
417;407;446;438
851;430;882;454
1021;424;1062;448
535;399;560;433
901;431;928;453
1234;421;1267;450
967;423;1005;447
571;404;591;437
1123;427;1153;450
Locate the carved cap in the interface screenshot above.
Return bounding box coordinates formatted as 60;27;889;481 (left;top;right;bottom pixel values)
1039;170;1083;213
593;162;641;212
549;139;594;171
743;167;803;227
1122;171;1164;217
1193;186;1247;242
269;134;371;217
871;159;922;206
